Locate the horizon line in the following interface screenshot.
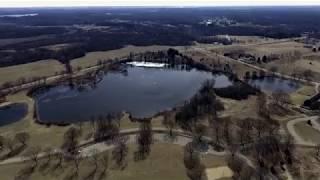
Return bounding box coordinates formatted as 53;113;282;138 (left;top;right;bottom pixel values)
1;4;320;8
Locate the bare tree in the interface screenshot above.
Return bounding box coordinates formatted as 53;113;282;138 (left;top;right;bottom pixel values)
184;143;206;180
316;144;320;158
271;90;291;108
25;146;41;168
112;136;129;169
303;69;314;80
61;127;81;155
72;155;82;177
89;149;99;171
5;138;16;153
135;120;153;160
0;135;5;153
223;118;232;145
15;132;30;147
193;123;207;145
257;93;267;116
238;119;254;145
94;115;119;143
162;112;177;139
254;119;268;139
270;66;278;75
100;153;109;171
42;147;53;166
54;152;64;169
227;154;244;177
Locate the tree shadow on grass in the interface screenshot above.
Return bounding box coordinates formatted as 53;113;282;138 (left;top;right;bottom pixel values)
15;165;35;180
82;168;97;180
96;170;108;180
1;145;27;160
63;170;78;180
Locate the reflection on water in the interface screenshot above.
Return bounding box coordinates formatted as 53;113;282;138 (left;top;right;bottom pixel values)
248;77;300;93
35;65;233;123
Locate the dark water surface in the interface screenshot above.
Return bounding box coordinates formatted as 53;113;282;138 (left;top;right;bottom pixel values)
0;103;28;126
35;65;233;123
248;77;300;93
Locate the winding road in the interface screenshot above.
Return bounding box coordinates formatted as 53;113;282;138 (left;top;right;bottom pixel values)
0;127;254;169
287;116;320;146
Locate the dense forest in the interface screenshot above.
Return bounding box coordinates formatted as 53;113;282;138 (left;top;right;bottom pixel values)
1;7;320;67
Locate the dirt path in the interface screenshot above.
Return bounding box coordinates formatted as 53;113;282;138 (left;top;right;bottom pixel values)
0;128;253;169
287;116;319;146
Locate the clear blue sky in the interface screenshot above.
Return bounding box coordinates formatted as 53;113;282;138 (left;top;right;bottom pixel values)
0;0;320;7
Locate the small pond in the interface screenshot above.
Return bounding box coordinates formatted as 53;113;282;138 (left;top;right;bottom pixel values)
0;103;28;126
247;77;301;93
34;63;234;123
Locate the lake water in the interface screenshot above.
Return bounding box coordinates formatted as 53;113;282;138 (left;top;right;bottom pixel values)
34;64;233;123
248;77;300;93
0;103;28;126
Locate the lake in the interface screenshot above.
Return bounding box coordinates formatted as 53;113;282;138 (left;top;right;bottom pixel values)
34;63;233;123
248;77;301;93
0;103;28;126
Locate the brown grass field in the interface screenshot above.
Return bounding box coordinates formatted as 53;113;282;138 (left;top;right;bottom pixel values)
70;45;176;69
0;59;65;86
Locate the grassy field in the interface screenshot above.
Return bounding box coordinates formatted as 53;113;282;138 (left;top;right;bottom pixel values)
294;122;320;144
0;35;52;47
227;35;275;45
0;45;176;87
290;147;320;179
0;59;65;86
183;46;255;78
220;96;259;119
0;143;228;180
290;85;316;105
70;45;176;69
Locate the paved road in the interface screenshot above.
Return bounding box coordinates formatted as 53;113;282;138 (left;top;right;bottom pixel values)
0;128;252;168
287;116;320;146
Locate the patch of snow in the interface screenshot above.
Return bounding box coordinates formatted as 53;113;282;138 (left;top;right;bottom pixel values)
127;61;167;68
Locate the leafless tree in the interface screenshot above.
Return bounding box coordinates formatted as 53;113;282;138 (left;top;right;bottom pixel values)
100;153;109;171
227;154;244;177
94;115;119;143
184;143;205;180
271;90;291;108
112;136;129;169
61;127;81;155
135;120;153;160
97;153;109;180
72;155;82;177
238;119;254;145
41;147;53;167
269;66;278;75
254;119;268;139
223;118;232;145
162;112;177;139
193;123;207;145
257;93;267;116
0;135;5;153
5;137;16;153
25;146;41;168
15;132;30;147
303;69;314;80
54;152;64;169
89;149;99;171
316;144;320;158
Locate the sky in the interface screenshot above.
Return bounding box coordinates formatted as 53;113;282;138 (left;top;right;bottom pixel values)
0;0;320;7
